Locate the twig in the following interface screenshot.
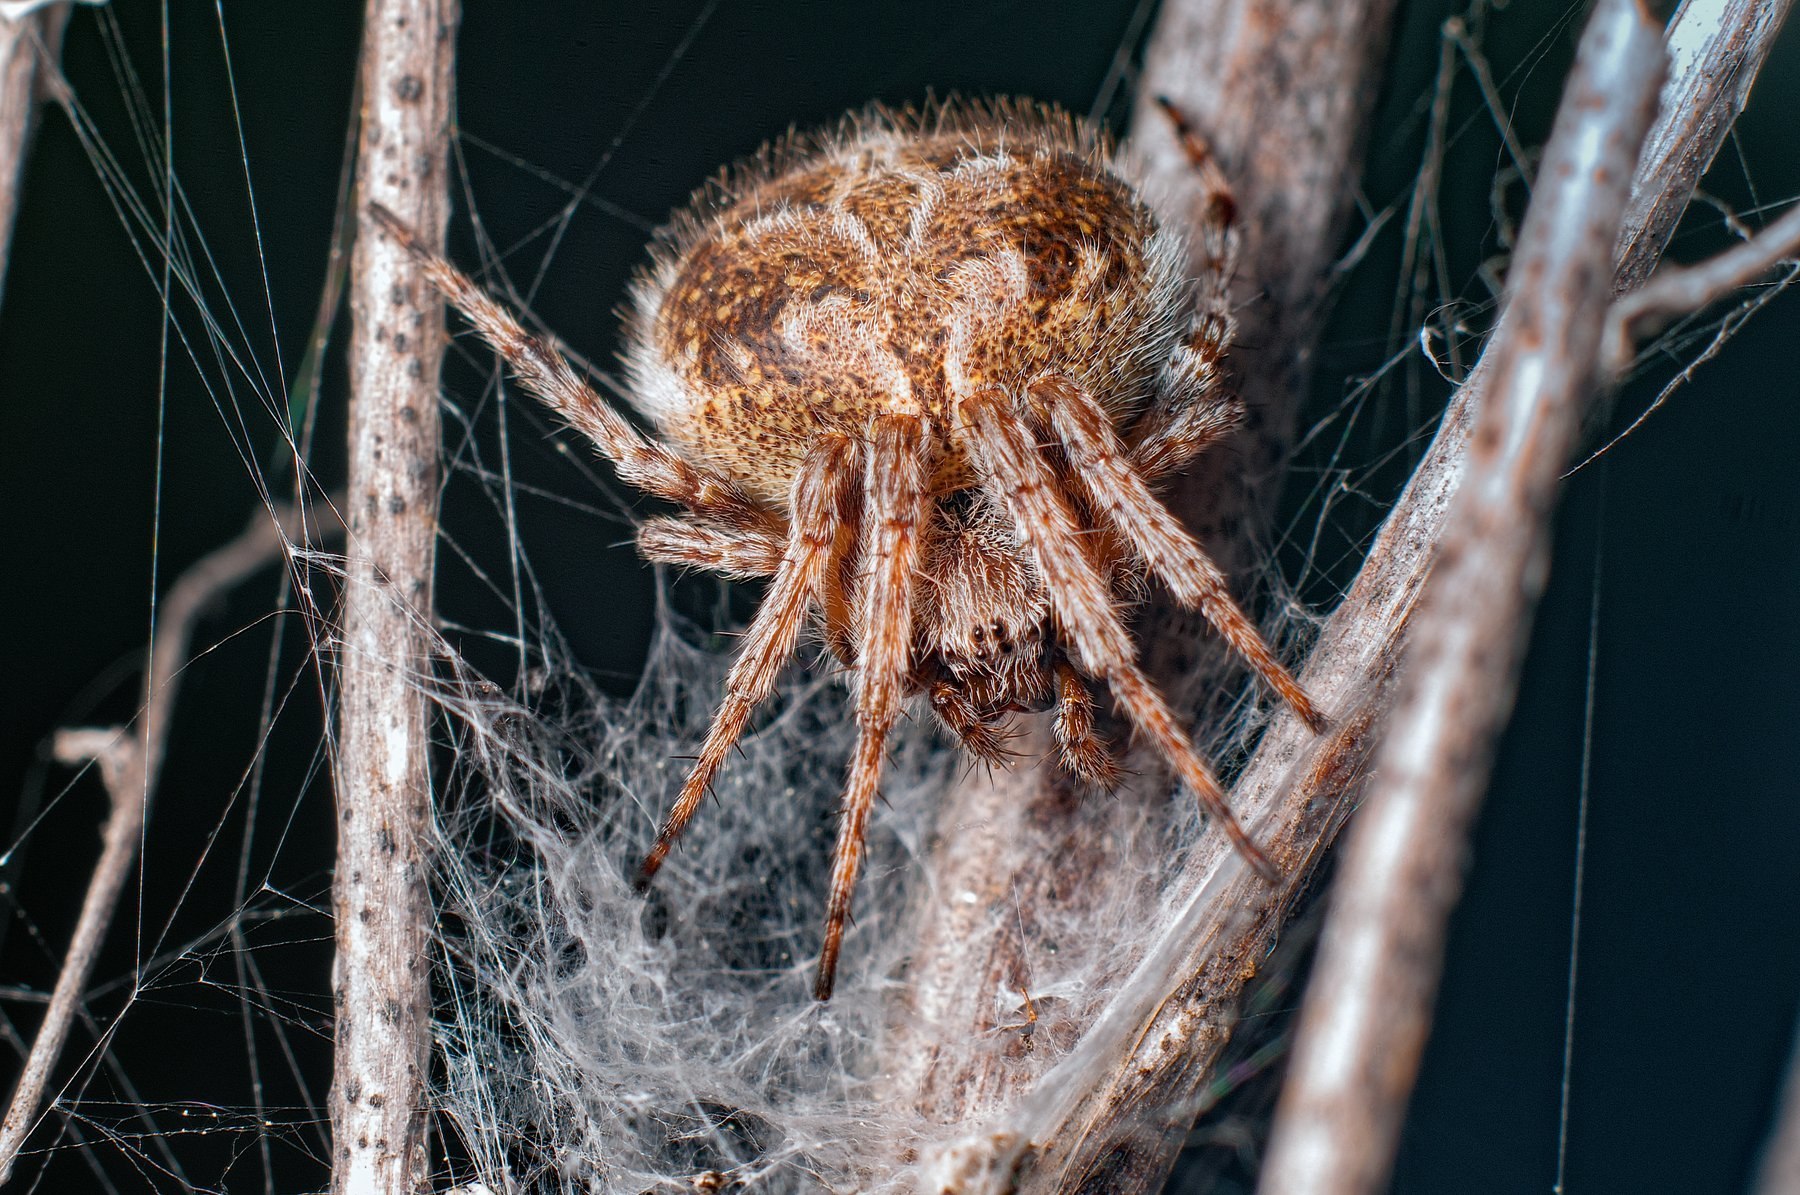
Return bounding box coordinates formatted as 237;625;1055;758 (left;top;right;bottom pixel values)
1614;0;1796;293
1255;3;1671;1192
1605;195;1800;371
330;2;456;1194
0;504;330;1187
905;0;1791;1189
897;0;1399;1189
0;1;71;312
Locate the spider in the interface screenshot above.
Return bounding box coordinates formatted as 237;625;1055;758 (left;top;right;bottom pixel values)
374;98;1323;1001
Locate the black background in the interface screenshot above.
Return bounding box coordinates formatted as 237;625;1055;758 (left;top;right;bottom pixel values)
1;2;1797;1192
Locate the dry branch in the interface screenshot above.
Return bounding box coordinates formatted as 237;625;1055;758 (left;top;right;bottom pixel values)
1248;0;1795;1186
896;0;1398;1190
1615;0;1796;293
1606;191;1800;370
1256;2;1668;1191
0;1;70;312
897;0;1793;1191
330;2;456;1193
0;505;330;1187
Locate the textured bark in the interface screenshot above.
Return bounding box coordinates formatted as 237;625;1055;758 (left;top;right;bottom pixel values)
330;2;456;1193
1615;0;1796;294
1258;3;1668;1191
1608;191;1800;370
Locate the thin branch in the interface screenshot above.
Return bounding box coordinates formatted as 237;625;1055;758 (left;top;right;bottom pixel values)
330;2;456;1194
1614;0;1796;293
1258;1;1731;1190
0;1;71;313
1605;193;1800;370
1038;1;1790;1187
0;505;330;1187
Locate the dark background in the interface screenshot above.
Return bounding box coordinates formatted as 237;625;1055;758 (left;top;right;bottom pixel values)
1;2;1796;1192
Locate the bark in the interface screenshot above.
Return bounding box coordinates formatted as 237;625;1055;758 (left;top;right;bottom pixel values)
1606;191;1800;370
1239;1;1794;1186
1615;0;1796;293
330;1;457;1193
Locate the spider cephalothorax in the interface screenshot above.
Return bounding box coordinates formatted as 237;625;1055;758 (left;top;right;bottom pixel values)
377;98;1322;1000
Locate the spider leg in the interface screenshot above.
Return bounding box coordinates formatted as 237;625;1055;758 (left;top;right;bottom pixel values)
638;434;856;886
1128;97;1243;482
637;514;787;580
1125;279;1242;483
1128;371;1242;483
817;490;865;669
960;386;1275;882
816;413;927;1000
370;205;779;535
1052;657;1123;789
1034;377;1324;732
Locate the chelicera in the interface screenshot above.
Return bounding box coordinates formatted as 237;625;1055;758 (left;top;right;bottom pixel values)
376;98;1323;1000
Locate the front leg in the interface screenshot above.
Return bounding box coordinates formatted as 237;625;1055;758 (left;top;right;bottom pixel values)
371;205;781;539
1036;377;1323;731
960;386;1276;883
638;435;858;886
637;514;786;580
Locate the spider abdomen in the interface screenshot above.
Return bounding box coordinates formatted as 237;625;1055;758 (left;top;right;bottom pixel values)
623;104;1190;503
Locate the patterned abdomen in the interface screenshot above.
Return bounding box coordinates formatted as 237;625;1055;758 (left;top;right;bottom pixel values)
622;106;1190;504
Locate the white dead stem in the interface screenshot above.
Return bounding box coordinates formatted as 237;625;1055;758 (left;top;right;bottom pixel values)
1606;193;1800;371
330;1;456;1193
1753;1007;1800;1195
1256;2;1672;1192
1615;0;1796;293
1257;1;1796;1188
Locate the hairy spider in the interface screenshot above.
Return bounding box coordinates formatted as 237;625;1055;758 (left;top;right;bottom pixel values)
374;98;1323;1001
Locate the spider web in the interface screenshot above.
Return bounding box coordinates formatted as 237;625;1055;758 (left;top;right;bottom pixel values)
1;2;1798;1193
